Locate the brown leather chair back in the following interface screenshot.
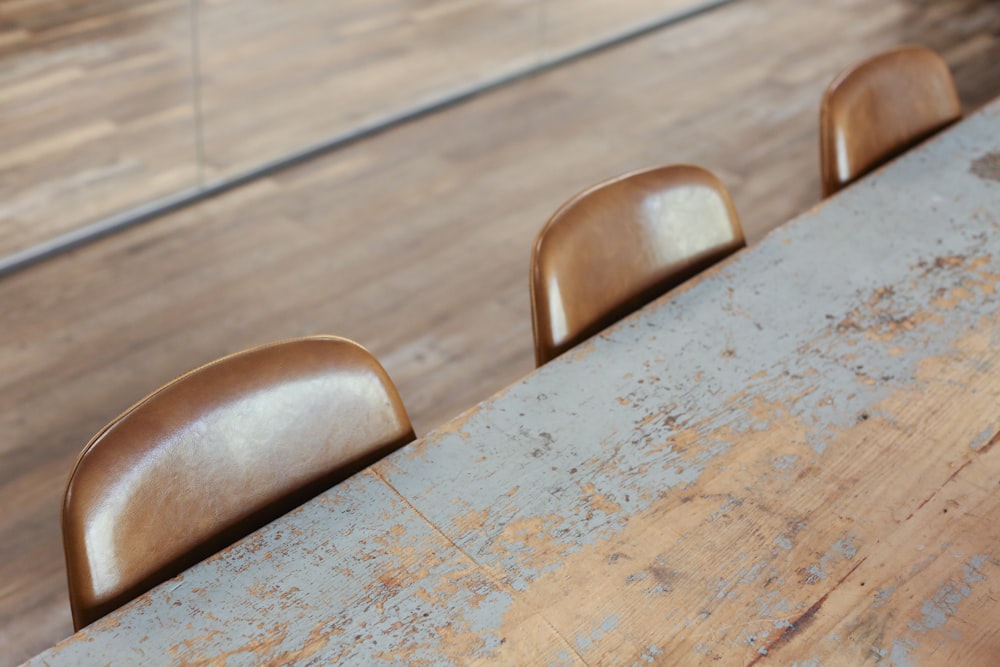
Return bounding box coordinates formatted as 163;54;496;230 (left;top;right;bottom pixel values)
530;164;745;366
63;335;414;629
820;45;961;196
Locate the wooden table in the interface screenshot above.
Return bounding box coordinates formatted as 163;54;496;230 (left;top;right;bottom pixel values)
26;99;1000;665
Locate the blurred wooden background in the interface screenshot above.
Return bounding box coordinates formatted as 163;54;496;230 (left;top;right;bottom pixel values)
0;0;710;259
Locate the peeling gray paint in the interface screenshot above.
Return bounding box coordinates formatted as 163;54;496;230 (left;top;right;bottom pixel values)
25;98;1000;666
832;537;858;560
804;535;859;584
907;555;988;636
969;424;998;450
639;644;663;664
575;614;620;652
888;638;917;667
756;590;794;619
771;454;799;472
547;650;574;667
873;586;895;608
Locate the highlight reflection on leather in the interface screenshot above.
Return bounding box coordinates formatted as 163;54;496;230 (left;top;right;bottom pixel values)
530;164;745;367
820;45;961;197
62;336;414;630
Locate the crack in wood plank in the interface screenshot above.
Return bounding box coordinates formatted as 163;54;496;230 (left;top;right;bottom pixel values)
904;459;973;522
745;557;868;665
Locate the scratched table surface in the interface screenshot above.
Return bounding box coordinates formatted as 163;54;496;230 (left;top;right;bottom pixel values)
27;99;1000;666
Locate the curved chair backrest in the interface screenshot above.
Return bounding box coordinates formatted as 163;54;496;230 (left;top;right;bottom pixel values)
820;45;961;196
530;164;745;367
63;335;414;629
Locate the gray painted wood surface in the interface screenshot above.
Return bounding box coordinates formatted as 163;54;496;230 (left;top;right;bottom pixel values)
26;98;1000;665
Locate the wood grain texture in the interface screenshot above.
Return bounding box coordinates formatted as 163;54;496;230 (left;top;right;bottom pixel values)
25;98;1000;665
3;0;1000;662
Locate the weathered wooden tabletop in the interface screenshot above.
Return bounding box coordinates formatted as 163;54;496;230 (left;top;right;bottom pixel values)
27;99;1000;666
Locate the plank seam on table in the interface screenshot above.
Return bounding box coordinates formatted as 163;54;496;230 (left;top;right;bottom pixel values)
367;464;530;607
537;613;590;665
379;115;1000;661
369;466;485;572
370;465;593;661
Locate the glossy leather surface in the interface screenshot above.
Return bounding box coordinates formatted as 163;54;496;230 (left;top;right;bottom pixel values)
530;164;745;366
62;336;414;630
820;45;961;196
